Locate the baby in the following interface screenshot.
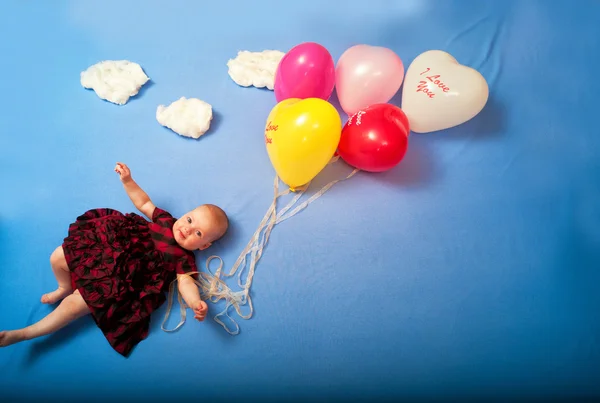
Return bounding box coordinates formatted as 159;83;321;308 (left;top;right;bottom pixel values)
0;162;228;356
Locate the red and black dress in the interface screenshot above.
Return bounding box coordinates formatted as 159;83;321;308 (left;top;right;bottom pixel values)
62;206;197;357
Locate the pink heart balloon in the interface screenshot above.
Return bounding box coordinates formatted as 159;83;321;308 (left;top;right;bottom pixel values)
274;42;336;102
335;45;405;116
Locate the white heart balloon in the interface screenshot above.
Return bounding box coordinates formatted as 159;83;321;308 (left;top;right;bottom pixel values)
401;50;489;133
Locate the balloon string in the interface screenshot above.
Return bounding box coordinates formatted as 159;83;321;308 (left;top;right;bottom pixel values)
161;157;359;335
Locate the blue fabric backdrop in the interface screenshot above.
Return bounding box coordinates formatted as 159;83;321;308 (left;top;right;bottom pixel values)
1;0;599;401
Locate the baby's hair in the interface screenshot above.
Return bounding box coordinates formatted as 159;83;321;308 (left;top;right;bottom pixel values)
201;204;229;242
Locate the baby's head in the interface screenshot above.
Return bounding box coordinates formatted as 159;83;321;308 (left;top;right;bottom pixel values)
172;204;229;251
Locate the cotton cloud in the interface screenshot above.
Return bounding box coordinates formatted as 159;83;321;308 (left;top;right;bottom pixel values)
227;50;285;90
80;60;149;105
156;97;213;139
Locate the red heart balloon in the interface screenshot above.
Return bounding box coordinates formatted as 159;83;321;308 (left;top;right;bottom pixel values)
337;104;410;172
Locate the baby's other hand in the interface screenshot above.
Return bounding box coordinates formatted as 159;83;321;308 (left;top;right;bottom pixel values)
192;300;208;322
114;162;131;183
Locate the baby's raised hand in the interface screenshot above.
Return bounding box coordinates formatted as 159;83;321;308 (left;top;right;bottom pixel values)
114;162;131;183
192;300;208;322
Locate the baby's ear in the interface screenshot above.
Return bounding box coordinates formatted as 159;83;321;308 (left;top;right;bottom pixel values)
198;242;212;251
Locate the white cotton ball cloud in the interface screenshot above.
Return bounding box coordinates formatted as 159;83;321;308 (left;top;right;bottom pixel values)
156;97;213;139
80;60;150;105
227;50;285;90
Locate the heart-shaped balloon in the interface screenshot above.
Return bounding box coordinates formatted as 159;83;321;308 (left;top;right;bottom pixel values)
338;103;410;172
274;42;336;102
265;98;342;190
401;50;489;133
335;44;404;116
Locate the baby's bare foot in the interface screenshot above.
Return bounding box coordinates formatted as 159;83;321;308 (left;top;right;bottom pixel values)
0;330;26;347
41;287;72;304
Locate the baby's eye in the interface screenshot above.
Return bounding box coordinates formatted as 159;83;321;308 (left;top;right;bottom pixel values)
195;231;202;237
187;217;191;223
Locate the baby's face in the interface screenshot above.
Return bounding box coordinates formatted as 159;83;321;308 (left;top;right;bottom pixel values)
172;206;219;251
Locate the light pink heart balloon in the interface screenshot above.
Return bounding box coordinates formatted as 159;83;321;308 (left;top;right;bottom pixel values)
335;45;404;116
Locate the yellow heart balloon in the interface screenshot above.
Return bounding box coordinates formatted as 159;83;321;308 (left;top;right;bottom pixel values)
264;98;342;190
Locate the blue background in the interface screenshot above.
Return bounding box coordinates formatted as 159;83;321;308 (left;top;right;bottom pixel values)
1;0;599;401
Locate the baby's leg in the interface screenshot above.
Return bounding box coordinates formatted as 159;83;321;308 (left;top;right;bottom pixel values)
0;290;90;347
41;246;73;304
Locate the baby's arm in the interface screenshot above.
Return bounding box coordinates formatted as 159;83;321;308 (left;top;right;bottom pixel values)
178;274;208;321
115;162;156;219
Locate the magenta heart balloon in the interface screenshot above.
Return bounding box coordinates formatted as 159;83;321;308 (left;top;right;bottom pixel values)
335;45;405;116
274;42;336;102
